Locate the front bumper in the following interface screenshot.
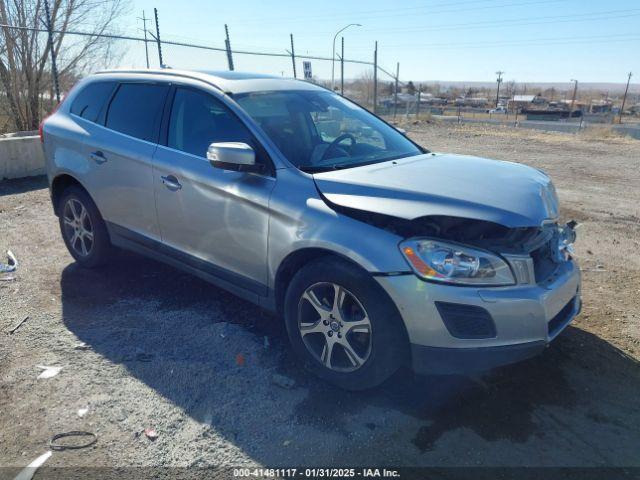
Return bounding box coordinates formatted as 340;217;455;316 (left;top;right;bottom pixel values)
376;259;581;374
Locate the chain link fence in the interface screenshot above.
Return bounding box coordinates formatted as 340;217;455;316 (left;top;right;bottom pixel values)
1;8;409;133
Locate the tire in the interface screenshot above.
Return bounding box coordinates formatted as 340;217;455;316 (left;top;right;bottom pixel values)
284;257;408;390
58;186;112;268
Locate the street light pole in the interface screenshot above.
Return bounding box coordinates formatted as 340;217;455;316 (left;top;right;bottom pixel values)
332;23;361;91
137;11;150;68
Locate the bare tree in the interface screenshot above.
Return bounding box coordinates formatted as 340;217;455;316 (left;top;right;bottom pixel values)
0;0;128;131
505;80;516;99
351;69;375;107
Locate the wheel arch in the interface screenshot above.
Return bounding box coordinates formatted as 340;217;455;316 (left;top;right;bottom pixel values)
50;173;91;216
274;248;363;315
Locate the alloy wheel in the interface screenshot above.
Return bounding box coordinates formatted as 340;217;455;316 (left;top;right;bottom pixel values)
62;198;94;257
297;282;372;372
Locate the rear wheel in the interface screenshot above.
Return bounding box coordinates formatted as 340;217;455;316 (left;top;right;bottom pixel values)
58;186;111;268
284;257;407;390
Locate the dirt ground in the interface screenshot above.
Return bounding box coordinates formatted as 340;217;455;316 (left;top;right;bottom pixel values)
1;123;639;474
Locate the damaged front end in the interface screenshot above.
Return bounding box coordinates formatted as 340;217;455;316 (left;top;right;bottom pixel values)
332;204;578;286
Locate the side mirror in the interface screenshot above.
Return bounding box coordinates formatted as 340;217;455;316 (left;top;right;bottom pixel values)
395;126;407;135
207;142;261;173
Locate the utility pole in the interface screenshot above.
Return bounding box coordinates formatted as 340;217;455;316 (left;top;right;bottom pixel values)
416;84;421;119
224;24;234;71
43;0;60;103
153;8;163;67
340;37;345;95
495;71;504;108
289;34;297;78
619;72;633;124
514;82;519;125
569;79;578;122
393;62;399;120
373;41;378;113
137;11;150;68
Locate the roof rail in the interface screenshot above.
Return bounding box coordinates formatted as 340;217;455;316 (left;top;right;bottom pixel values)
94;68;224;92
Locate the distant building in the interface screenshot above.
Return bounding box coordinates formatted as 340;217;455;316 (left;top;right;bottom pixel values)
380;93;418;107
421;96;447;106
559;99;587;111
454;97;488;107
508;94;546;110
589;100;613;114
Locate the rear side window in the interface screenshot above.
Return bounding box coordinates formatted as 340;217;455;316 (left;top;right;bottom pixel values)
105;83;169;142
70;81;116;123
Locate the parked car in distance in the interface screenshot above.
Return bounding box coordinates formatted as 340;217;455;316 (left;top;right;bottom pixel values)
42;70;581;390
487;106;507;114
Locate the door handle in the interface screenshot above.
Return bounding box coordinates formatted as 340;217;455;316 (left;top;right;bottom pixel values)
161;175;182;191
90;151;107;165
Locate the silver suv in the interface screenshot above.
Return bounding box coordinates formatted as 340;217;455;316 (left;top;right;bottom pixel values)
42;70;581;389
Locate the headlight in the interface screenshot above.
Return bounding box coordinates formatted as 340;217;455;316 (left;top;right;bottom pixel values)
399;238;515;286
554;221;578;262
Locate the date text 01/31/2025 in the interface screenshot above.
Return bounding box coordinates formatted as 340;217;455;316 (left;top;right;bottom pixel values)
232;468;400;478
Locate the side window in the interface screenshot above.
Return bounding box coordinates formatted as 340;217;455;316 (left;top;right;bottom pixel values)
70;81;116;123
168;88;254;158
105;83;169;142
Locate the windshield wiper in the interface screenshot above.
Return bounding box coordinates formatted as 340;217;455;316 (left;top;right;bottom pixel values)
298;164;350;173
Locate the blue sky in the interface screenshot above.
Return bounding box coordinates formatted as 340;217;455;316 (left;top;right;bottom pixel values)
120;0;639;85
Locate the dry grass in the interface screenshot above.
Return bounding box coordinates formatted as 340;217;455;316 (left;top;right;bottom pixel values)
409;121;640;147
579;125;633;142
0;114;12;134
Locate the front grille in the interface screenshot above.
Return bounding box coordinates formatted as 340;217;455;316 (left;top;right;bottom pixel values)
435;302;497;339
547;297;576;337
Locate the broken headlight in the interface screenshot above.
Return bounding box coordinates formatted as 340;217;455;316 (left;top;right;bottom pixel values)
553;221;578;262
399;238;515;286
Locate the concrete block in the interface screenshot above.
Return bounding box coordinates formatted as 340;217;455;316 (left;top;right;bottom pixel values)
0;131;45;180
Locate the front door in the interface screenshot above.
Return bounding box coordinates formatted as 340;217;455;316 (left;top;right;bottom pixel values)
153;86;276;293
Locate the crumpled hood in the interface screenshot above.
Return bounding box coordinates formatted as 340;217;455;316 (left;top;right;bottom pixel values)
313;153;559;228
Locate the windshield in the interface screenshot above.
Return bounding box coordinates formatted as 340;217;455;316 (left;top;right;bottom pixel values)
235;90;423;172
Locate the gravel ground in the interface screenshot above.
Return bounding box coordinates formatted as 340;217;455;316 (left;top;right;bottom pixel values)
1;123;639;473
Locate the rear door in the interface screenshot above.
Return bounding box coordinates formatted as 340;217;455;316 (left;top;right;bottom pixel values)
153;86;276;293
89;82;169;240
61;80;117;208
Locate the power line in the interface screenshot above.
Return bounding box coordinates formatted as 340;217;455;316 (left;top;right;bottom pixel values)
112;5;640;58
365;32;640;50
322;8;640;36
231;0;569;26
264;8;640;37
228;0;505;25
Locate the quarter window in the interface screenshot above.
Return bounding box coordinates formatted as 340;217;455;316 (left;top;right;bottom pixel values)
168;88;254;158
70;81;116;123
105;83;169;142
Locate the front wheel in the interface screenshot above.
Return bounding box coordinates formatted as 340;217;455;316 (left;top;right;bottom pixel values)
284;258;408;390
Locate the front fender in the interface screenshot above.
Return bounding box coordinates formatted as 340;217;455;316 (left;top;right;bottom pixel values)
267;168;410;285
